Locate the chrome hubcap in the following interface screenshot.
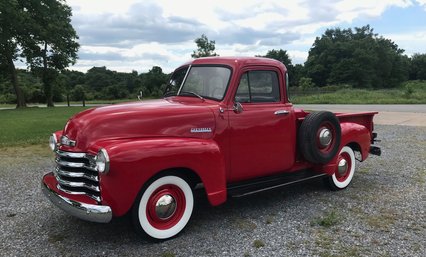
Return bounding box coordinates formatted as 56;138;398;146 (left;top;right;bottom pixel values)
338;159;348;176
155;194;177;220
319;128;332;147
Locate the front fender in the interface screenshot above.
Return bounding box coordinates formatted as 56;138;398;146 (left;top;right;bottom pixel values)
90;138;227;217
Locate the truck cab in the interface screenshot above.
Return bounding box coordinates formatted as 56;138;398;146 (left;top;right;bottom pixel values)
42;57;381;240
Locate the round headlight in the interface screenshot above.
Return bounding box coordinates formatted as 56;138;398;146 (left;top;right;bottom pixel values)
49;134;57;152
95;148;110;174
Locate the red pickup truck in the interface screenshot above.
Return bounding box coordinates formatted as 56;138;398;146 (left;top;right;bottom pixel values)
42;57;381;240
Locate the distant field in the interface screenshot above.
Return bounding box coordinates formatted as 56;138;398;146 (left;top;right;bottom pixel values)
291;81;426;104
0;107;90;147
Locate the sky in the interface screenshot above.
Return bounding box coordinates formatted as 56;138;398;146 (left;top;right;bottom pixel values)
65;0;426;73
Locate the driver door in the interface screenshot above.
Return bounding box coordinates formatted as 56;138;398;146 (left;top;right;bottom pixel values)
229;67;295;181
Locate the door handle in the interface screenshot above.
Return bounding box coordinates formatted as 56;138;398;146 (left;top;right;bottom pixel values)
274;110;289;115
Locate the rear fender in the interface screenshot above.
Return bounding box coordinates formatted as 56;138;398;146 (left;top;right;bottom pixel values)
340;122;371;160
90;138;227;217
314;122;371;175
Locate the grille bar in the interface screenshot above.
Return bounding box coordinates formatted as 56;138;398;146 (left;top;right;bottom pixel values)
55;167;99;182
54;173;100;192
56;184;101;202
54;150;101;203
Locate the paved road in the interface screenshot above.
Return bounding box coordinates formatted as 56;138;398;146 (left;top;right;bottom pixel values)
296;104;426;127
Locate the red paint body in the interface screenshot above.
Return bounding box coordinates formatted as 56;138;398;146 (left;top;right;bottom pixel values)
43;57;377;218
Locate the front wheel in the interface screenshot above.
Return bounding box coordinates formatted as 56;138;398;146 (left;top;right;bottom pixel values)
326;146;356;190
132;175;194;240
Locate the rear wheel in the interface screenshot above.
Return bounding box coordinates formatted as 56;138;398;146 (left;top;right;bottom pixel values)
326;146;356;190
132;175;194;240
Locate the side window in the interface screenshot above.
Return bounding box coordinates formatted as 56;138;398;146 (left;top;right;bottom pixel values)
235;70;280;103
235;73;250;103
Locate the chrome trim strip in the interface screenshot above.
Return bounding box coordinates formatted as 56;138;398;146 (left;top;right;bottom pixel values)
55;174;100;192
55;167;99;182
56;185;101;202
56;150;86;158
42;179;111;223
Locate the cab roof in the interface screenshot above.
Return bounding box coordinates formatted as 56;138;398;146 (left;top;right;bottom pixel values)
179;56;287;73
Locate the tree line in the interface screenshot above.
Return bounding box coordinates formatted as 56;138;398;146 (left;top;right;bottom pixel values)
1;0;425;107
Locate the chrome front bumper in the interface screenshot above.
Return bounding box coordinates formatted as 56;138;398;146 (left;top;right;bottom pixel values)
42;175;112;223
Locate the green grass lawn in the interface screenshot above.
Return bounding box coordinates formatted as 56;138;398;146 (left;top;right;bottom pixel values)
292;88;426;104
0;106;90;147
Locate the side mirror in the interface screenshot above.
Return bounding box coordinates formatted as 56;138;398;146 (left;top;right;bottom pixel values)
233;102;244;114
137;91;143;101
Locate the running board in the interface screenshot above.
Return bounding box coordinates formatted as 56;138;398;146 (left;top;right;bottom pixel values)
227;170;327;198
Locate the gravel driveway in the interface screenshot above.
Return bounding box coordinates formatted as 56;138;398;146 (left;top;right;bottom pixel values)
1;125;425;257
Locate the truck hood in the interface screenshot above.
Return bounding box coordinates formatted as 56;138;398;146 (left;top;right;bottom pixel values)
62;98;216;151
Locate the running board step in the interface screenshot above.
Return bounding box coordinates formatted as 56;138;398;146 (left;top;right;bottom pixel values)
227;170;327;198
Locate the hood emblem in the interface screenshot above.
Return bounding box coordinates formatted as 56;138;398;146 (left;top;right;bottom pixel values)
60;135;76;147
190;128;212;133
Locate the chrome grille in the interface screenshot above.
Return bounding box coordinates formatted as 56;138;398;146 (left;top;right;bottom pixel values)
53;150;101;202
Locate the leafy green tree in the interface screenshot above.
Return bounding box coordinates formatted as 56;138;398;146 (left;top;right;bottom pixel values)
0;0;79;108
140;66;168;97
261;49;292;64
191;34;218;58
305;25;408;88
0;0;28;107
72;84;86;105
258;49;304;87
21;0;79;107
299;77;314;91
409;53;426;80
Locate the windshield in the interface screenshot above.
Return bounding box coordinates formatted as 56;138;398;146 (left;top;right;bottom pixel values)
178;66;231;101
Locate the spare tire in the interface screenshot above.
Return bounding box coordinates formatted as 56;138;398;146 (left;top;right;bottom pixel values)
298;111;341;164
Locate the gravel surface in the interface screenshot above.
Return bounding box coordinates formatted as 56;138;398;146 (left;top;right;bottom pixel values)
1;125;425;257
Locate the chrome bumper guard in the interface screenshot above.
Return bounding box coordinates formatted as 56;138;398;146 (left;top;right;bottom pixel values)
42;179;112;223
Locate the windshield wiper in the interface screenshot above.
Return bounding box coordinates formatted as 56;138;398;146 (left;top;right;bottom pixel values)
179;91;205;101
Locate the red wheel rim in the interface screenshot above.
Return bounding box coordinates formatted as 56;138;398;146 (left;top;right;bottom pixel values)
146;184;186;230
335;152;352;182
316;121;336;154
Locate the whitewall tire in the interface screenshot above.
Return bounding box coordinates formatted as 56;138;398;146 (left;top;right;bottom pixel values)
133;175;194;240
327;146;356;190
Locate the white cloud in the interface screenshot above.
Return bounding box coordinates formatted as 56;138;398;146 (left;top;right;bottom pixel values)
336;0;412;22
384;30;426;56
63;0;425;72
416;0;426;8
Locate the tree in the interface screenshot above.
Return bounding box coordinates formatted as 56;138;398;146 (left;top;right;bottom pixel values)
259;49;303;87
0;0;28;107
21;0;79;107
191;34;218;58
305;25;408;88
140;66;168;97
409;53;426;80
